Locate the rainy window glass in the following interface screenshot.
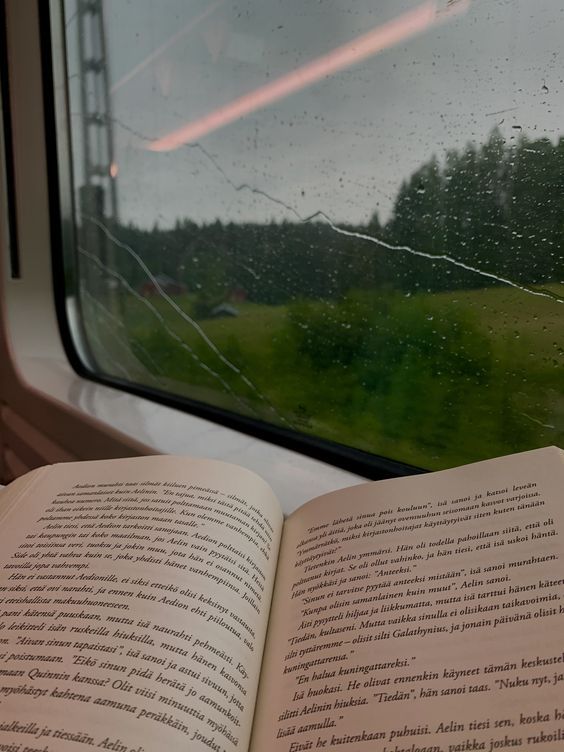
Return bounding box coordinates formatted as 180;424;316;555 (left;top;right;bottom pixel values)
62;0;563;470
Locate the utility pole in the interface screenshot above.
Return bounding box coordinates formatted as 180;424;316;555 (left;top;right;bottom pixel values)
76;0;117;223
75;0;119;312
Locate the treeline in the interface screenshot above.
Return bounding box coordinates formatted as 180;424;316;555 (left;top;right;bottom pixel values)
85;130;563;306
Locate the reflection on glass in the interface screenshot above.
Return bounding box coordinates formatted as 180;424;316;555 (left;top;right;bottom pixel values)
64;0;563;469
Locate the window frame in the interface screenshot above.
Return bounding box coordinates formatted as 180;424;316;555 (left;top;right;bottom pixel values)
42;0;424;482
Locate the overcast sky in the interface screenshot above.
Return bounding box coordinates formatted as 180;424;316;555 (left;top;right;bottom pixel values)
65;0;564;228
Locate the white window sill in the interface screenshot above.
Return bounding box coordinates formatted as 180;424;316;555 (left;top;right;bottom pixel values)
16;353;365;514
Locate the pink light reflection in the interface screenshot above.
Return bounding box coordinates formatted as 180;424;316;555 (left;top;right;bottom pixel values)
149;0;470;153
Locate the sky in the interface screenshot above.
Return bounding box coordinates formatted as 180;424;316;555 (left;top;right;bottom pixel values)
64;0;564;228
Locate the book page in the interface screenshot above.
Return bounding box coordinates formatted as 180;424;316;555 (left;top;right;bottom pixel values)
251;446;564;751
0;455;282;752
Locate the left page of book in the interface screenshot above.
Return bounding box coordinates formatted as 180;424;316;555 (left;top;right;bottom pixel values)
0;455;283;752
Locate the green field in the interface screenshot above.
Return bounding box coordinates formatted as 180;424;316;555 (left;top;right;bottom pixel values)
84;283;563;471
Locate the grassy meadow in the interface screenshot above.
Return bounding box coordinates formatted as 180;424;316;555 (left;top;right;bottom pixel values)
84;283;563;471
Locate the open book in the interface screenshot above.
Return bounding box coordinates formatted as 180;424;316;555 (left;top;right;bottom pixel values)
0;447;563;751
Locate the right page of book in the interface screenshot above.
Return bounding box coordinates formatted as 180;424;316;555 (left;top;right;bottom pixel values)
251;446;564;752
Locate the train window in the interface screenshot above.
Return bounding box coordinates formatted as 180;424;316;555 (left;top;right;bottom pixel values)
57;0;563;472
